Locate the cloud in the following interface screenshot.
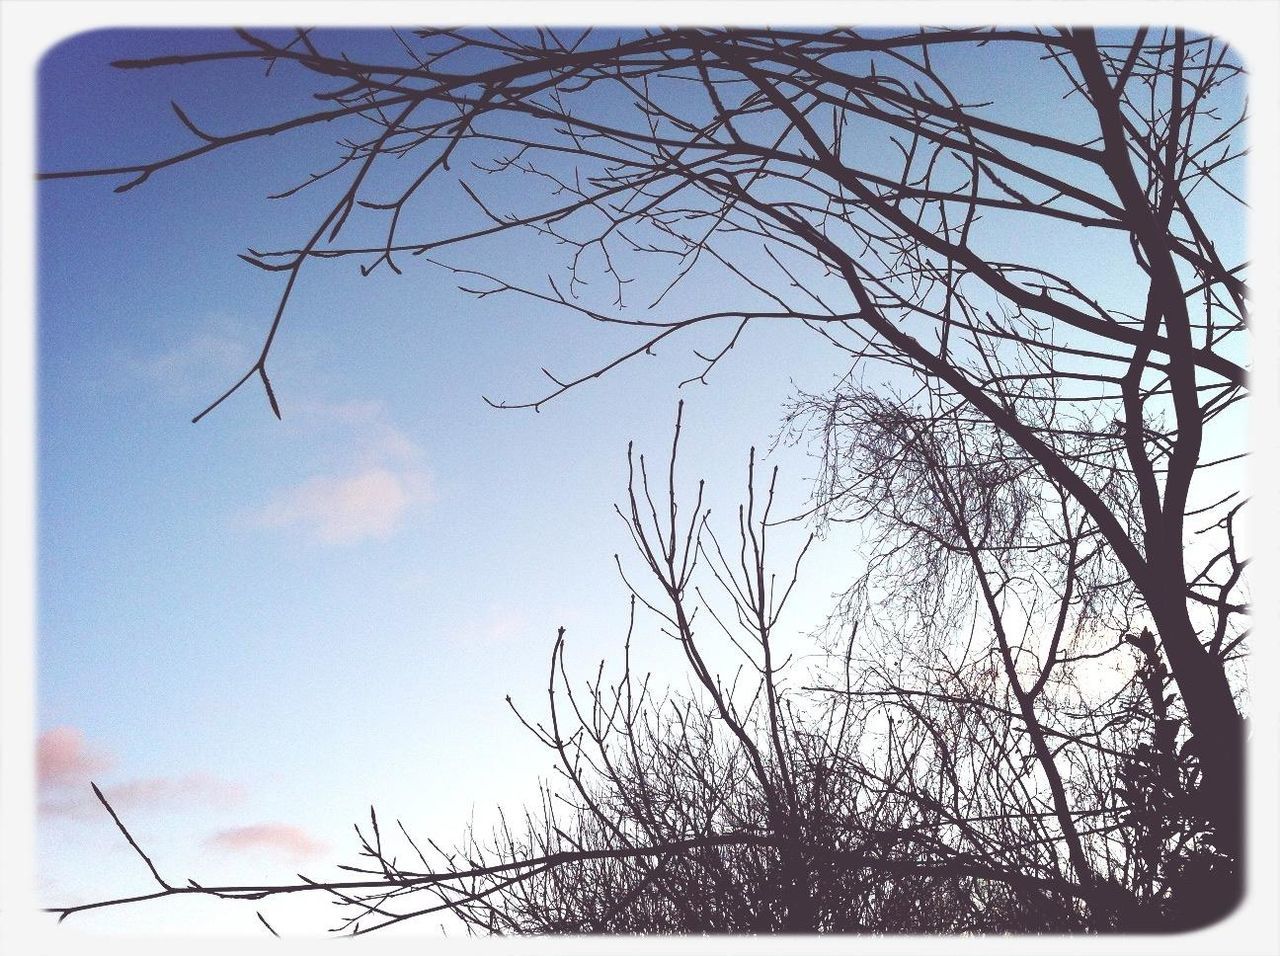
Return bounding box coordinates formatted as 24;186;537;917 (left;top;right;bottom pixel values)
41;774;244;821
103;773;243;812
37;727;243;821
205;824;327;861
37;727;111;788
246;400;434;544
449;604;590;648
459;607;531;645
124;316;255;399
250;466;424;544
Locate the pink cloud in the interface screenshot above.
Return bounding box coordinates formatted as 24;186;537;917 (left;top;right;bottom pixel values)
37;727;111;788
205;824;327;861
243;400;434;545
41;773;245;821
250;466;428;543
37;727;243;820
107;773;244;810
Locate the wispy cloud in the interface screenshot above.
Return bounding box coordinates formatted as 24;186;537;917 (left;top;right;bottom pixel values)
451;604;589;648
122;315;255;400
205;824;327;861
245;400;433;544
459;606;531;645
251;467;421;543
127;327;434;544
106;773;242;811
37;726;243;821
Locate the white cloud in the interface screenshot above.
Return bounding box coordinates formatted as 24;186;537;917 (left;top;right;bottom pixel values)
245;400;434;544
251;466;427;544
124;315;255;399
452;607;537;646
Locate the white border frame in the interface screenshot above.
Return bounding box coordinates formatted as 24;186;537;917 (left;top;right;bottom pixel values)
3;3;1277;954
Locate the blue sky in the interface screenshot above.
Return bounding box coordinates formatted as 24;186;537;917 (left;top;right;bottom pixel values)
34;26;1250;937
36;28;868;935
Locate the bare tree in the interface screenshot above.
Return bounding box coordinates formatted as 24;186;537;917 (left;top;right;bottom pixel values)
47;404;1230;934
787;388;1237;926
40;24;1248;933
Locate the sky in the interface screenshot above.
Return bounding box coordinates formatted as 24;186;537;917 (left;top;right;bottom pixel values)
35;27;869;937
32;24;1252;940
